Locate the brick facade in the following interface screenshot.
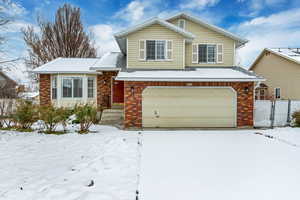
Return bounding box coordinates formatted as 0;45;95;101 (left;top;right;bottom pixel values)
97;71;118;109
39;74;51;106
124;81;254;128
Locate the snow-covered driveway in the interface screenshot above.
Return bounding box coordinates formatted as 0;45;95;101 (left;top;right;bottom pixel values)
139;128;300;200
0;126;139;200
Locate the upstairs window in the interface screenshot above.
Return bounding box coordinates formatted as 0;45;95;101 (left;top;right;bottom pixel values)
140;40;172;61
178;19;185;29
192;43;223;64
51;76;57;99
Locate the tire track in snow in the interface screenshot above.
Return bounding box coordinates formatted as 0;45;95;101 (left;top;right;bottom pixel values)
254;132;300;149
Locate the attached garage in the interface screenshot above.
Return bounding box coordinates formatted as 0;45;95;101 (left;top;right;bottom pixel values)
142;87;237;128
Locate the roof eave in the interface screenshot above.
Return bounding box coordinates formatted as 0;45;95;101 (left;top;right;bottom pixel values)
32;71;102;74
116;77;265;82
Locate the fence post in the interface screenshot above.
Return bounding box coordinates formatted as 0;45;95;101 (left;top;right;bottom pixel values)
287;99;291;125
270;100;276;129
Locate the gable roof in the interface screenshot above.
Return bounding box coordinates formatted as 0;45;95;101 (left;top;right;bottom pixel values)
249;48;300;70
114;17;196;53
0;70;18;85
32;58;99;74
165;12;248;48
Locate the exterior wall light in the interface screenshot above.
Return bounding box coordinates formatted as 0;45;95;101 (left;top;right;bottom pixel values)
244;86;249;94
131;86;134;96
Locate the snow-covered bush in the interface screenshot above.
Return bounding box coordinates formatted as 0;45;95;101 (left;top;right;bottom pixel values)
13;100;39;130
74;104;98;133
292;110;300;127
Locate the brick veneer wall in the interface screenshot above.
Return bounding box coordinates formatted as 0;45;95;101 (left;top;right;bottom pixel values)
39;74;51;106
97;71;118;109
124;81;254;128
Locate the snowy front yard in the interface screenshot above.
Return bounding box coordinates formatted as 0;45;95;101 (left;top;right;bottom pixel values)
1;126;300;200
0;126;139;200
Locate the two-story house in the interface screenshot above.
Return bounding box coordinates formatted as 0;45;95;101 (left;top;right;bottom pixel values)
33;12;264;128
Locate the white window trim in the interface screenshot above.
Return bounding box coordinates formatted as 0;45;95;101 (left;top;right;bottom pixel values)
61;77;83;99
51;75;57;100
217;43;223;64
142;39;173;62
178;19;186;29
192;44;198;64
139;39;146;61
274;87;281;99
197;43;218;64
87;77;96;99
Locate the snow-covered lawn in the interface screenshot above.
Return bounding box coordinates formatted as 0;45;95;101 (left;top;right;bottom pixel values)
140;128;300;200
1;126;300;200
0;126;139;200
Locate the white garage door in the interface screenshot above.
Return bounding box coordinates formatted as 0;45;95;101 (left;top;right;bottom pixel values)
142;87;237;128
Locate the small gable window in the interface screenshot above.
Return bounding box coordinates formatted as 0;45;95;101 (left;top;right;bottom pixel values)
178;19;185;29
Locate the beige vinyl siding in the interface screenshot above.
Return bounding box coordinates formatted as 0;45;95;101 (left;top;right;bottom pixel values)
252;52;300;100
51;74;97;107
169;18;235;67
142;87;236;127
127;24;185;69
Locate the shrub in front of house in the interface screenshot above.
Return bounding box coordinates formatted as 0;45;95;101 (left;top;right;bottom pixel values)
57;107;73;132
39;105;63;133
292;110;300;127
74;104;98;133
13;100;39;131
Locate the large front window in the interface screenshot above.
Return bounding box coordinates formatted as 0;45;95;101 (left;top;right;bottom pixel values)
62;77;83;98
198;44;216;63
146;40;166;60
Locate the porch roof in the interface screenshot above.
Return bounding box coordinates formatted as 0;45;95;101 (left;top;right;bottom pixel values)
116;67;265;82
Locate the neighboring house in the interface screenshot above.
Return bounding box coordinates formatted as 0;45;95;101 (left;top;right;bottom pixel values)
250;48;300;100
33;12;264;128
0;69;18;98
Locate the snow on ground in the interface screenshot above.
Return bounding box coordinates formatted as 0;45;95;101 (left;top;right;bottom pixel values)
1;126;300;200
0;126;139;200
139;128;300;200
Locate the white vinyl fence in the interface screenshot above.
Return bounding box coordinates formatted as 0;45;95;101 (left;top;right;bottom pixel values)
254;100;300;127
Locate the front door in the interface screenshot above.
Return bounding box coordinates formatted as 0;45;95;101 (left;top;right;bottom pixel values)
112;77;124;104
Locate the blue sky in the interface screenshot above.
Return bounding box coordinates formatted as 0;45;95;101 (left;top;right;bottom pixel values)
2;0;300;83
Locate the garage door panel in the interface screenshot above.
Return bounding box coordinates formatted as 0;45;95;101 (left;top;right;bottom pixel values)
142;87;236;128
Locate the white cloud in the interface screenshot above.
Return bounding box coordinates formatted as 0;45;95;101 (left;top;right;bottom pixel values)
238;0;287;16
231;8;300;68
180;0;220;9
89;24;121;56
114;0;148;24
0;0;27;17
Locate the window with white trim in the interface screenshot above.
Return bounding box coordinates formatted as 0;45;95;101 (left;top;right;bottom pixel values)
51;76;57;99
141;40;172;61
62;77;83;98
193;43;223;64
87;77;95;98
178;19;185;29
275;88;281;99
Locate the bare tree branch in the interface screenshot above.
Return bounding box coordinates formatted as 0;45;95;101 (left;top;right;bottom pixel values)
22;3;97;76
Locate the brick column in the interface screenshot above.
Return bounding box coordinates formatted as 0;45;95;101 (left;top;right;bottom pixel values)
39;74;51;106
96;71;118;109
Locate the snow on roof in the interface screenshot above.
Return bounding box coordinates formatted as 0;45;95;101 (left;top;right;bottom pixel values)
116;67;264;82
90;52;123;71
250;48;300;70
32;57;100;74
165;12;248;47
268;48;300;63
114;17;196;53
